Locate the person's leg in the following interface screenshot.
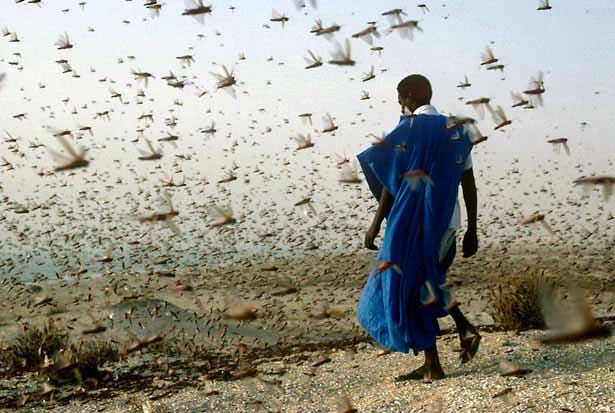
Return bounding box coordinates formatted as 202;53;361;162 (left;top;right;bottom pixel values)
449;304;481;363
423;344;445;380
395;344;446;381
449;305;472;336
439;235;481;362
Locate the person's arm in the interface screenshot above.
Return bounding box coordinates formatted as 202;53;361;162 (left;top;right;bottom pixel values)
461;168;478;257
364;187;394;250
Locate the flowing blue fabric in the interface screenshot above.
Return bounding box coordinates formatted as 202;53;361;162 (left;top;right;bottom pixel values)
356;113;472;354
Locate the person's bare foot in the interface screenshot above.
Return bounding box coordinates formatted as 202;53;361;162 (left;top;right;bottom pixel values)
459;328;481;364
396;364;445;381
423;364;445;381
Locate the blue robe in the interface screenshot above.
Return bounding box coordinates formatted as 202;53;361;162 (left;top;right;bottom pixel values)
356;113;472;354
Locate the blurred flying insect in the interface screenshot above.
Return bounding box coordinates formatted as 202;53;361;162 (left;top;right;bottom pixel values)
404;169;433;191
142;400;153;413
322;113;339;133
55;33;73;49
0;73;6;91
362;65;375;82
224;300;256;320
137;138;163;160
523;72;545;105
374;260;403;276
49;127;73;139
446;115;476;131
457;75;471;89
368;131;386;146
339;160;362;183
487;64;505;72
131;68;155;87
146;2;163;17
417;4;430;13
109;88;123;103
328;39;355;66
176;54;195;67
293;0;317;10
370;46;384;56
298;112;313;125
294;197;318;217
360;90;370;101
270;10;289;27
336;394;358;413
49;135;89;172
336;151;350;165
573;175;615;201
217;169;237;183
138;190;180;234
547;137;570;156
465;97;492;119
510;91;528;108
124;334;164;356
539;285;611;344
182;0;212;24
537;0;552;11
201;121;217;135
95;110;111;121
480;46;498;65
294;133;314;150
519;212;553;234
467;123;488;146
420;281;437;306
352;23;380;45
77;124;93;136
60;62;73;74
158;131;179;142
207;204;236;228
97;246;113;263
304;50;323;69
490;106;512;130
381;9;406;17
211;64;236;91
311;19;340;37
388;19;422;40
499;360;532;377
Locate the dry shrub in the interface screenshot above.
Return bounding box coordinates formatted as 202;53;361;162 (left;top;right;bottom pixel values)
70;339;119;381
489;269;555;331
47;339;120;384
0;321;69;375
0;321;119;383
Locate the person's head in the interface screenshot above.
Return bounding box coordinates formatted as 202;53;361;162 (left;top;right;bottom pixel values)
397;74;432;114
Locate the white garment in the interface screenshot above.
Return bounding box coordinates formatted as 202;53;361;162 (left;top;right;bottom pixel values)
412;104;473;230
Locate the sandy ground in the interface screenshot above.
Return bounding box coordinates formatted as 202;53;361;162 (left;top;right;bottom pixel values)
0;245;614;411
3;330;614;413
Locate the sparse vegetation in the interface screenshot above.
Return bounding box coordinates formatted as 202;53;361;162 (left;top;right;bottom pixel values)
46;304;68;316
0;321;119;383
489;269;555;331
0;320;69;374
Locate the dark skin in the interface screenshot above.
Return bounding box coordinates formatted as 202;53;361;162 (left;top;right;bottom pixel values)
364;92;479;380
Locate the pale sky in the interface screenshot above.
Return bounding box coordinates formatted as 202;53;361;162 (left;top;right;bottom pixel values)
1;0;614;278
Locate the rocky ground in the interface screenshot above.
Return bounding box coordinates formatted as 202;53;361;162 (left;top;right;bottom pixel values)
3;329;614;413
0;245;613;412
